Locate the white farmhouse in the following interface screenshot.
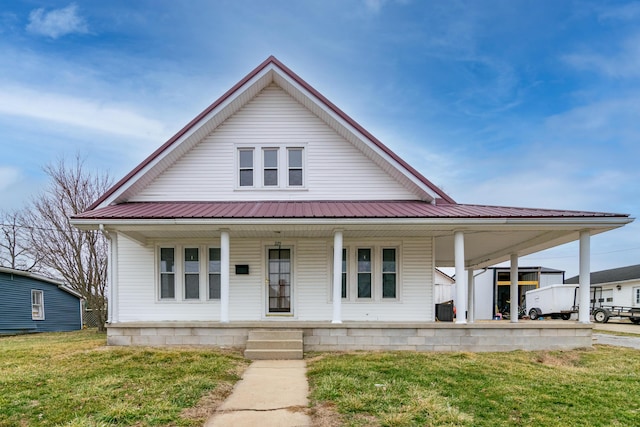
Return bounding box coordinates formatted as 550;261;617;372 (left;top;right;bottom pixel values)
72;57;633;353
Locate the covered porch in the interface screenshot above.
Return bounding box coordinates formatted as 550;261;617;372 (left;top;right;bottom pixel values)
72;200;632;352
95;205;630;326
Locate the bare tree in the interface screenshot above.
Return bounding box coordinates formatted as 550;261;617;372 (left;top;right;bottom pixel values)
23;155;112;331
0;209;40;271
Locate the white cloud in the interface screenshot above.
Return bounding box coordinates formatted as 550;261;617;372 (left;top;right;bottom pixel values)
0;85;167;142
26;3;88;39
544;95;640;148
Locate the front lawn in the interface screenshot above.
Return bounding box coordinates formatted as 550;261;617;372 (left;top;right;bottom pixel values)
308;347;640;426
0;330;247;426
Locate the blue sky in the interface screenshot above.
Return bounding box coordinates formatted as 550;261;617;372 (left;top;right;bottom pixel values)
1;0;639;277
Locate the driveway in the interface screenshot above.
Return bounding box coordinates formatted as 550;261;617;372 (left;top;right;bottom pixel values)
593;320;640;349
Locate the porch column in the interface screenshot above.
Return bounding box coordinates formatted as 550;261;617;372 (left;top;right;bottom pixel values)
220;230;230;323
579;230;591;323
454;231;467;324
467;269;475;323
332;230;343;324
510;253;519;323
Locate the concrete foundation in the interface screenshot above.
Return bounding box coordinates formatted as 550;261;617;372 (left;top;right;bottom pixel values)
106;321;593;352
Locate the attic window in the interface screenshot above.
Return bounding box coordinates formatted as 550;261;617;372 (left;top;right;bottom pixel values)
288;148;303;186
239;149;254;187
263;148;278;186
236;145;306;189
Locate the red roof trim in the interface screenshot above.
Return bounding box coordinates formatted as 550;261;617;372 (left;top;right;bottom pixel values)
74;201;629;220
88;56;454;210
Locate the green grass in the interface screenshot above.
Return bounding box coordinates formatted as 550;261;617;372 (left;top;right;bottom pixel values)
307;347;640;426
0;330;247;426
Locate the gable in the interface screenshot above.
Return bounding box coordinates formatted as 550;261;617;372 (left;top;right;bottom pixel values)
130;84;417;202
89;57;453;209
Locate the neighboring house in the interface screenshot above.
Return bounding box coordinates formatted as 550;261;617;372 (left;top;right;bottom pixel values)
0;267;83;335
566;264;640;309
71;57;632;352
473;267;565;320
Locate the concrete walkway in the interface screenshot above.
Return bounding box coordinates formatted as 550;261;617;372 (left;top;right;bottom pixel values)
204;360;311;427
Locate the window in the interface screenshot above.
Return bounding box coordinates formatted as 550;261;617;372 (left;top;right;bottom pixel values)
341;248;347;298
160;248;175;299
288;148;303;186
239;149;254;187
184;248;200;299
209;248;221;299
357;248;372;298
382;248;397;298
31;290;44;320
334;245;400;301
237;145;305;188
263;149;278;186
635;287;640;306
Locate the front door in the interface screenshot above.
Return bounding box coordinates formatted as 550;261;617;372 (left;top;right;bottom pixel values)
268;247;291;313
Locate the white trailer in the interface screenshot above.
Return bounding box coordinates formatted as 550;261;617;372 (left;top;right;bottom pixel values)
525;284;579;320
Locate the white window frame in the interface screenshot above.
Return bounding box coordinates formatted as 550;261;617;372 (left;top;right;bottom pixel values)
356;247;373;300
381;247;397;299
235;144;306;190
341;247;348;299
287;147;304;187
157;244;221;302
31;289;44;320
262;148;279;187
208;247;221;300
634;287;640;306
238;148;255;188
159;247;177;300
331;243;401;302
184;247;200;300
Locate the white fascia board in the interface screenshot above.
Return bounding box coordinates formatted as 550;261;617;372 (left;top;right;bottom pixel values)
274;71;438;202
97;67;275;209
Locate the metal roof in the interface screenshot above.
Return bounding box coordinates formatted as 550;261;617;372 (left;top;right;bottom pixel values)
565;264;640;285
73;200;628;220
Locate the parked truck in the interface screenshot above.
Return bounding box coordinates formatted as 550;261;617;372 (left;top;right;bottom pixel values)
525;284;579;321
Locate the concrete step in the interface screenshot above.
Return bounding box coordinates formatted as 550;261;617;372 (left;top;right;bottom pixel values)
244;349;304;360
248;330;303;341
245;339;303;350
244;330;304;360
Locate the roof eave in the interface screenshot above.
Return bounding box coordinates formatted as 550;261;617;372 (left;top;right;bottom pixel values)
70;215;633;229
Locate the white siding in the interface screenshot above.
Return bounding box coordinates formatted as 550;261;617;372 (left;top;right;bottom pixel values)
229;239;263;321
131;84;416;202
115;234;435;323
116;234;156;322
295;239;331;320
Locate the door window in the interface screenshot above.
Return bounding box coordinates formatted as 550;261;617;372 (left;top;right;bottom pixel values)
268;248;291;313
